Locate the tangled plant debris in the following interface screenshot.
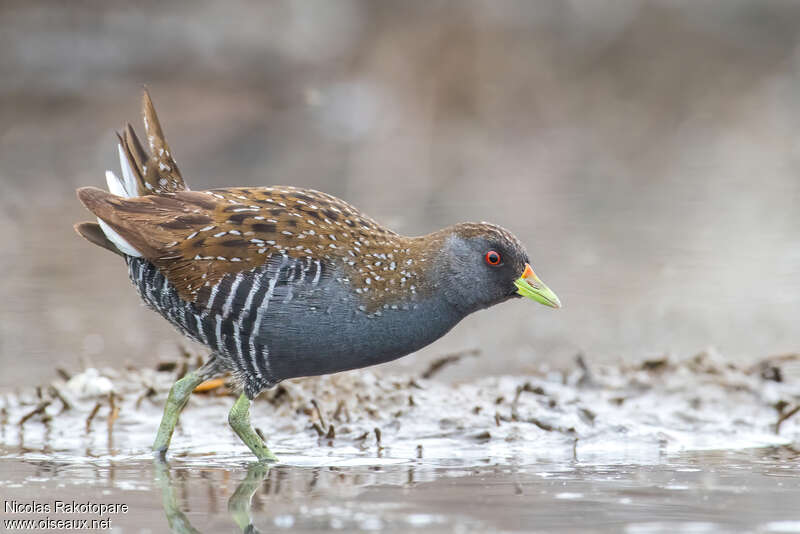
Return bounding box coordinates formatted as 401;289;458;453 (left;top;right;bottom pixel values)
1;349;798;465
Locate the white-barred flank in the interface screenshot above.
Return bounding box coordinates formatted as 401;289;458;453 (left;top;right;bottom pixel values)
126;254;334;396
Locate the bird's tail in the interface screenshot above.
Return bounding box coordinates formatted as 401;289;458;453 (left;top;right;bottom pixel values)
75;88;188;256
114;88;187;197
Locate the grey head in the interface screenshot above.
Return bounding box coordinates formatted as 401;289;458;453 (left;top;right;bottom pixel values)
425;222;561;316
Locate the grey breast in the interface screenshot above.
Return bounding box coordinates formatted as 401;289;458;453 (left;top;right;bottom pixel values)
127;255;465;388
254;260;466;382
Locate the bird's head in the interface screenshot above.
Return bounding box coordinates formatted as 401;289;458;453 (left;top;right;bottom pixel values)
429;222;561;314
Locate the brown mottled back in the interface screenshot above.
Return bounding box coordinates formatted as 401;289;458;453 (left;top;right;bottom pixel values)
77;184;454;311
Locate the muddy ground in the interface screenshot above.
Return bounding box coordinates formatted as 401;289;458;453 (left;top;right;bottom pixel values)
1;351;799;532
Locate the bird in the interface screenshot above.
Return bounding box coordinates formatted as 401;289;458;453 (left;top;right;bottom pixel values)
75;90;561;462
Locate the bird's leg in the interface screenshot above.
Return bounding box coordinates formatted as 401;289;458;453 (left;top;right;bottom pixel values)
152;370;206;456
228;393;278;462
228;462;270;531
153;458;201;534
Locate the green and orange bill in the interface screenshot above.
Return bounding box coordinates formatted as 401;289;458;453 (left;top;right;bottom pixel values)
514;264;561;308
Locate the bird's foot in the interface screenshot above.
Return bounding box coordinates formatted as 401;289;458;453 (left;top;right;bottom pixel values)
228;393;278;463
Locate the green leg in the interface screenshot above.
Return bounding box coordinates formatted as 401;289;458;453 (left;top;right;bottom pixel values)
228;462;270;531
153;458;200;534
152;370;206;456
228;393;278;462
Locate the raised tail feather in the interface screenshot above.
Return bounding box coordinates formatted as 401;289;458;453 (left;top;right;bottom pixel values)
76;89;188;256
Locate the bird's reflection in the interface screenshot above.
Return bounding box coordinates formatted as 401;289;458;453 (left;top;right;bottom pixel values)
155;460;269;534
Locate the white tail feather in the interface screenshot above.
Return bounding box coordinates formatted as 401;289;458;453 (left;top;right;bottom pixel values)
97;219;142;257
95;149;143;257
105;170;127;197
116;144;139;197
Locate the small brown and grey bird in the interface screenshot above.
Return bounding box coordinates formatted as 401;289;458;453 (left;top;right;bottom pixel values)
75;90;561;462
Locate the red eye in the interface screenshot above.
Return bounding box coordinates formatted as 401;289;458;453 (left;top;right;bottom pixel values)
485;250;501;266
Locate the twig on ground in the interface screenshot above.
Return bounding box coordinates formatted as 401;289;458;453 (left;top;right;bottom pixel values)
421;349;480;379
47;385;72;413
135;386;157;409
18;401;51;426
575;353;594;387
510;382;545;420
333;399;349;423
107;392;120;432
311;421;325;437
55;368;71;381
776;405;800;435
86;401;102;432
747;353;800;375
156;361;177;372
310;399;327;430
641;357;669;371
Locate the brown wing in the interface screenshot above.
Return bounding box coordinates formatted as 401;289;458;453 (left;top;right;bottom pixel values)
76;185;400;307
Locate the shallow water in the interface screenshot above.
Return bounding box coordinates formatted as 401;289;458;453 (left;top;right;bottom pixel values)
2;448;799;533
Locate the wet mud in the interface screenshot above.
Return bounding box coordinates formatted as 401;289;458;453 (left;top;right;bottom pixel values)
1;352;799;532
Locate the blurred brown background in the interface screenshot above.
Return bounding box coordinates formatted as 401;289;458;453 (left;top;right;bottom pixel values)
2;0;800;388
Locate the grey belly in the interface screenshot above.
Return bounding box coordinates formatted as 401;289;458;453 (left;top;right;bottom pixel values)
126;257;463;392
258;293;463;381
